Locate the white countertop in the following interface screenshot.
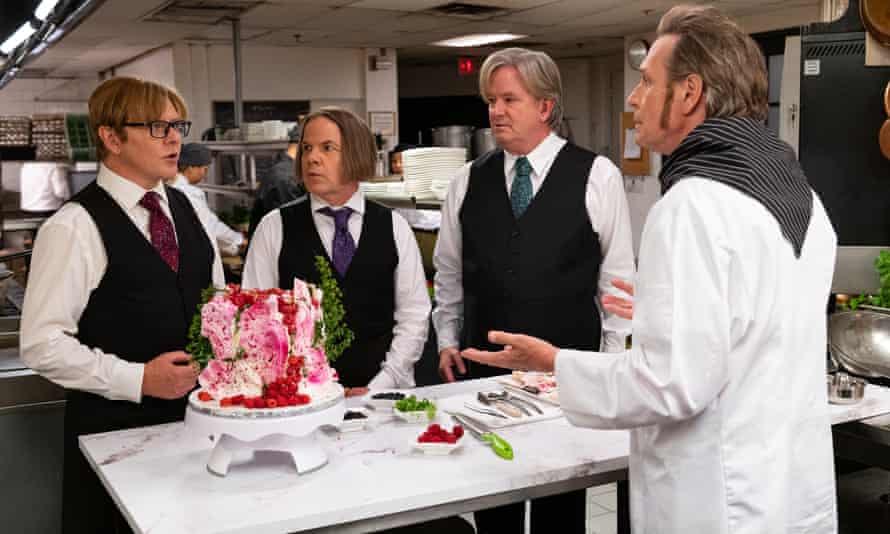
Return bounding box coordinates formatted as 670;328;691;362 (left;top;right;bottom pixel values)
80;378;890;534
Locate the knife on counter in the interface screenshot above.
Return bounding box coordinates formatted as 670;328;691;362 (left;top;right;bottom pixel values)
450;413;514;460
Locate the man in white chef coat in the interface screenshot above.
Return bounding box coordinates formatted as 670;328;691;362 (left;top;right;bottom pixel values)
170;142;245;256
462;6;838;533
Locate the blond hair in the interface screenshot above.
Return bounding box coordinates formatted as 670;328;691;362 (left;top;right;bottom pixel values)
296;107;376;183
478;47;564;130
657;5;768;121
88;77;188;161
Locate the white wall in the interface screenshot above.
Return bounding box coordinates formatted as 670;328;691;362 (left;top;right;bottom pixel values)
364;48;399;148
172;44;367;142
0;77;96;116
114;47;176;88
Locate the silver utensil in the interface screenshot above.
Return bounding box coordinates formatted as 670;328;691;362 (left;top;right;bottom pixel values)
476;392;522;418
495;391;543;415
463;402;508;419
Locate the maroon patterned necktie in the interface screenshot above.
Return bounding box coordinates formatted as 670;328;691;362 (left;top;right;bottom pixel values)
139;191;179;272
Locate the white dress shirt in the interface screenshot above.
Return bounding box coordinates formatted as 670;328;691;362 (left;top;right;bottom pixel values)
433;132;634;353
243;190;431;389
556;179;837;533
21;164;226;403
171;174;245;256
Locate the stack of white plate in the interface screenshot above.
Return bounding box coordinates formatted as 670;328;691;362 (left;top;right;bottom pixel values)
401;147;467;200
359;180;406;197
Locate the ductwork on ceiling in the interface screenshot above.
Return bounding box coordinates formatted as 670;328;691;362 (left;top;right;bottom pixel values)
0;0;108;90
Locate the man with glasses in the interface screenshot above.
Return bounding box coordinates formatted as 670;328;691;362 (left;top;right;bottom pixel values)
21;76;225;534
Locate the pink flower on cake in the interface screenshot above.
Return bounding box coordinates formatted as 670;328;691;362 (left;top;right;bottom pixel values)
200;297;238;361
304;346;332;384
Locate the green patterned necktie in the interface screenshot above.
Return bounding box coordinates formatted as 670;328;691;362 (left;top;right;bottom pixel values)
510;156;533;217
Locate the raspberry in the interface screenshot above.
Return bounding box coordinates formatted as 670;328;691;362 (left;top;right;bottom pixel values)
231;395;244;405
288;356;299;367
197;391;213;402
266;399;278;408
254;398;266;409
220;397;232;407
428;424;443;435
445;435;457;444
453;425;464;439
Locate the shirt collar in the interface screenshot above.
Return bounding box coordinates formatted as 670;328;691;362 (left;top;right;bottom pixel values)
97;163;169;211
310;188;365;216
503;132;565;177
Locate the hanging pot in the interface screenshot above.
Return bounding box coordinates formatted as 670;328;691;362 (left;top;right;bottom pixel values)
472;128;497;158
431;126;473;150
861;0;890;46
880;119;890;159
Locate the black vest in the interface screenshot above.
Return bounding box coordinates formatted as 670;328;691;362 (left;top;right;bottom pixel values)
67;182;214;433
460;144;603;377
278;197;398;387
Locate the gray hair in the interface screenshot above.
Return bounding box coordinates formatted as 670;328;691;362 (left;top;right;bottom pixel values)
478;47;564;131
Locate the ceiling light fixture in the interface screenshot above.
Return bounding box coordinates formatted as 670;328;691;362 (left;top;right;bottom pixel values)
1;23;37;56
431;33;527;47
35;0;61;21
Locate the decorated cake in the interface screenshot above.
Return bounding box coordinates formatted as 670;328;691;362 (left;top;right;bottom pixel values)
188;276;346;413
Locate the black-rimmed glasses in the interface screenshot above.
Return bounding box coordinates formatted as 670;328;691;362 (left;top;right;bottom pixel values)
123;120;192;139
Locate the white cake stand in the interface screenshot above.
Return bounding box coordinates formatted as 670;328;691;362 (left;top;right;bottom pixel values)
185;386;345;476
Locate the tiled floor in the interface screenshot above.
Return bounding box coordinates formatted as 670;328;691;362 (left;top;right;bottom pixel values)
586;483;618;534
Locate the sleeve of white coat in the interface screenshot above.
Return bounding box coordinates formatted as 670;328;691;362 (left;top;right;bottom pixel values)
431;163;471;352
555;191;732;429
206;209;245;256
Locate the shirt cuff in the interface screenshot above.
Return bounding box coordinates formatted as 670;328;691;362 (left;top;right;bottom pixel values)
113;361;145;403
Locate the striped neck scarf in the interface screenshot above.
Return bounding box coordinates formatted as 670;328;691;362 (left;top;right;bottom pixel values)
659;117;813;258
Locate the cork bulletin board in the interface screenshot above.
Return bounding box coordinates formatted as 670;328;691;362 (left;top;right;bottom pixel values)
620;111;651;176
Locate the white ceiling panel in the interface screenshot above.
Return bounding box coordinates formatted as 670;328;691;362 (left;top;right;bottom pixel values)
245;28;332;45
347;0;449;10
239;3;334;28
498;0;626;25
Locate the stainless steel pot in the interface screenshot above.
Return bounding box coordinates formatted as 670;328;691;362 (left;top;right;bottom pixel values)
829;309;890;377
472;128;497;158
431;125;473;150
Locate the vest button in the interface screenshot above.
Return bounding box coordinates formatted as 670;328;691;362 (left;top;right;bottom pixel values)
506;268;515;277
511;230;520;238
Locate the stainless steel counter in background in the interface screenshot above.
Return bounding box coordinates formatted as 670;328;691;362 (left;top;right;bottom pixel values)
0;312;66;534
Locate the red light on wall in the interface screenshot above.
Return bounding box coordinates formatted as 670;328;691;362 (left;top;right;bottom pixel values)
458;57;476;77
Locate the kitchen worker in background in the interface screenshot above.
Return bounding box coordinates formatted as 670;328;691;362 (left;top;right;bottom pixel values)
432;46;635;534
21;76;225;533
248;124;305;239
462;5;838;533
169;142;245;256
243;107;430;398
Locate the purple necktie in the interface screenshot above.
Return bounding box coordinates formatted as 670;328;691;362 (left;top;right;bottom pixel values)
139;191;179;272
318;206;356;276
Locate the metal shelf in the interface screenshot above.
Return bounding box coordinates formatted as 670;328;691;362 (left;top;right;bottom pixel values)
197;184;255;199
366;195;442;210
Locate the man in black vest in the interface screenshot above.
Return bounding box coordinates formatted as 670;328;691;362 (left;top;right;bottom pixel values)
243;107;431;397
432;48;635;534
21;77;224;534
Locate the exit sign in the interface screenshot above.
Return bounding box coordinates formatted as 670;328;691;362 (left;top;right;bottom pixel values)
458;57;476;76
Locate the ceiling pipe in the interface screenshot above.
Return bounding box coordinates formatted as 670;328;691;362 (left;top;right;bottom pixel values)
0;0;108;90
231;17;244;130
